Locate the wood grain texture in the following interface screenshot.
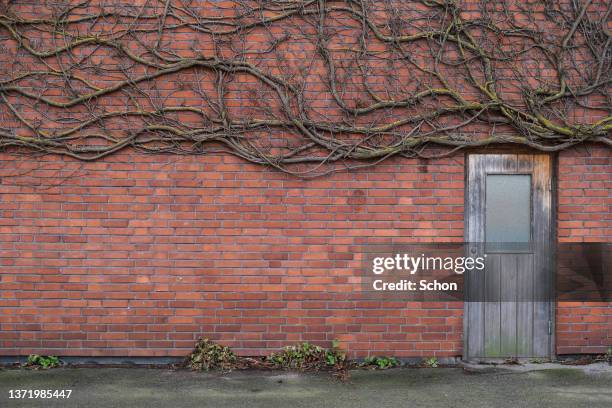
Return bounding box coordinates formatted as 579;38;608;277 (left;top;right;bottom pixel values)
465;154;553;361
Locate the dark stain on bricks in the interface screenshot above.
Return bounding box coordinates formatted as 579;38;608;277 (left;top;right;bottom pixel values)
347;189;366;206
418;158;429;173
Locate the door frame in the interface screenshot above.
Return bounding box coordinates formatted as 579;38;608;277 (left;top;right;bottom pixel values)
462;152;557;362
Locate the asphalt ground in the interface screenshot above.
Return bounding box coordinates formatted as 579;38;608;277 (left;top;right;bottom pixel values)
1;364;611;408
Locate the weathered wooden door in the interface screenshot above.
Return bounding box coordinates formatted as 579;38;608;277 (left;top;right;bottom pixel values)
464;154;554;361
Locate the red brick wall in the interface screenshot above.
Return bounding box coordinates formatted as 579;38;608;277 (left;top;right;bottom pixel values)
556;146;612;355
0;147;610;358
0;152;465;358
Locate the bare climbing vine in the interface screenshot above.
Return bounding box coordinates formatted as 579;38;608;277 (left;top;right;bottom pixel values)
0;0;610;176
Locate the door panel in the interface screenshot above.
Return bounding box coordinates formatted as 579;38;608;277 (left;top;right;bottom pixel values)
465;154;553;361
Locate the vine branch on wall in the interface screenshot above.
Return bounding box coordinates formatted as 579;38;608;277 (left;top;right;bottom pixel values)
0;0;610;176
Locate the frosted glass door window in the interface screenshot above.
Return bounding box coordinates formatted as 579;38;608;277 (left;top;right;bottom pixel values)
485;175;531;243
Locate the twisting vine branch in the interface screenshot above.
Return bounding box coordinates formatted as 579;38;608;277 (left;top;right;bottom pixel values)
0;0;610;176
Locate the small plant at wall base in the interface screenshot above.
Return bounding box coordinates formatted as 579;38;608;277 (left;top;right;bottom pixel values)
23;355;60;370
187;338;237;372
266;341;347;371
360;356;400;370
325;340;347;368
423;357;439;368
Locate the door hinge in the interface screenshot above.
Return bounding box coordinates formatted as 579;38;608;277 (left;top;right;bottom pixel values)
548;320;552;335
